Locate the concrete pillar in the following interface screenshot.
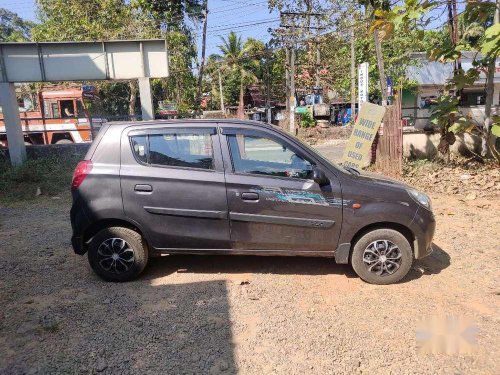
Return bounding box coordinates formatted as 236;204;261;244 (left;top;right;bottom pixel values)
138;77;154;121
0;83;26;166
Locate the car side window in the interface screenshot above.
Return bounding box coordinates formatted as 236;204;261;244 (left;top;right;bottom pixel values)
131;135;148;164
227;133;313;180
130;131;214;170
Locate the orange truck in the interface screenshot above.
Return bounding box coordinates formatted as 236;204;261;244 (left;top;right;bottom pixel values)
0;85;104;148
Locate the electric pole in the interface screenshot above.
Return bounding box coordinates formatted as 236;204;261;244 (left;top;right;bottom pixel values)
265;47;272;123
350;27;356;119
315;26;321;87
280;11;323;134
285;47;290;114
197;0;208;108
290;43;296;134
218;69;225;116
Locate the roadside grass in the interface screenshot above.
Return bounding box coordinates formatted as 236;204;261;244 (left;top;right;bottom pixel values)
0;156;80;204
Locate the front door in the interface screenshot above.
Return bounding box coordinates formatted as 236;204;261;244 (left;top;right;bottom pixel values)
120;125;230;250
220;126;342;253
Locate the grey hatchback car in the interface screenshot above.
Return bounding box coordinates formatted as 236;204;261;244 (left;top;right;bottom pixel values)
70;120;435;284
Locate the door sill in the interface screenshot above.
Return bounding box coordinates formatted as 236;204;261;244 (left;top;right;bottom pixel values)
154;248;335;258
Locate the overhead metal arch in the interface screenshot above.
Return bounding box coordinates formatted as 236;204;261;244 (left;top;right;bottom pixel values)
0;39;169;83
0;39;169;165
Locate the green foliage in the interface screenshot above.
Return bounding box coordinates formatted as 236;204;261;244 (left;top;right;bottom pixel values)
450;68;480;90
33;0;200;116
0;156;80;203
482;23;500;58
33;0;133;41
299;111;316;128
0;8;35;42
492;124;500;137
429;95;472;135
132;0;203;30
206;32;265;109
492;116;500;137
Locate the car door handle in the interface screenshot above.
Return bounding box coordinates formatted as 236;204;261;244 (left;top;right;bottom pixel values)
241;192;259;201
134;184;153;192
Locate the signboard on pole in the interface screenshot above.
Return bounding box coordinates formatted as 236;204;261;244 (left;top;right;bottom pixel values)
358;62;369;107
342;102;386;169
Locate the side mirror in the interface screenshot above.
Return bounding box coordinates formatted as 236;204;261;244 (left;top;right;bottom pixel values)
313;167;329;186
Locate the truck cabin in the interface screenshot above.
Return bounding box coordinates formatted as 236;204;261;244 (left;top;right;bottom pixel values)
0;87;97;147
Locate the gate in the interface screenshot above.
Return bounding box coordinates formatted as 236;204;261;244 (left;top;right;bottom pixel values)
374;97;403;176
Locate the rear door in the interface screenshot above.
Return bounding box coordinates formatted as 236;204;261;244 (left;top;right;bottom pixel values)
120;124;230;250
220;124;343;253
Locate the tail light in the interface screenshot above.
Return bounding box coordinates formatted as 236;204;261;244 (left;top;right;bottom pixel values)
71;160;93;191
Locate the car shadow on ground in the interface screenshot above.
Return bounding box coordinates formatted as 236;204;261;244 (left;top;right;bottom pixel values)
143;243;450;284
143;254;358;280
401;243;451;283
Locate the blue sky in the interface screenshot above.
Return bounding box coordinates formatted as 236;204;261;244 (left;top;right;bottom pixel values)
0;0;280;57
1;0;454;59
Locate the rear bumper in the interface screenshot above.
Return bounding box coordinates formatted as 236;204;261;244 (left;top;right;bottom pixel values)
410;206;436;259
71;235;86;255
70;197;90;255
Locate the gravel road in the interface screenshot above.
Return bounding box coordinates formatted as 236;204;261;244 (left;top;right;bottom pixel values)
1;165;499;374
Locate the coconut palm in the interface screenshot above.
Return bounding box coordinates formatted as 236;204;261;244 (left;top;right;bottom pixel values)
212;32;263;119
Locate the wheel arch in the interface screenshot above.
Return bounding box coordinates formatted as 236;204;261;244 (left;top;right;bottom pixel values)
335;221;415;264
82;218;151;254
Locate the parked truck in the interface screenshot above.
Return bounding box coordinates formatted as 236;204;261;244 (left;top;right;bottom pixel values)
0;85;103;148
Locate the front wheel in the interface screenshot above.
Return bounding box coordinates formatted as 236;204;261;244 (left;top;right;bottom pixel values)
88;227;148;282
351;229;413;285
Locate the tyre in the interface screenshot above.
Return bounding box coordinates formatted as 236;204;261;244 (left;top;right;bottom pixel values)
88;227;148;282
55;139;73;144
351;229;413;285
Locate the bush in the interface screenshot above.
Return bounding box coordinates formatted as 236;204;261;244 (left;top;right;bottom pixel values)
299;111;316;128
0;156;80;203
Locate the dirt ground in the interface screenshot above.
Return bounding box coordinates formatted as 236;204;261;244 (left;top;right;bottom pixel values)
1;182;499;374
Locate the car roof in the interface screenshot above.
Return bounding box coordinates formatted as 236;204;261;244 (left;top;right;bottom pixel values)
106;118;278;131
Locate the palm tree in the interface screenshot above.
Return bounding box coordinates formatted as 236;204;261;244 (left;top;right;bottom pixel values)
213;32;263;119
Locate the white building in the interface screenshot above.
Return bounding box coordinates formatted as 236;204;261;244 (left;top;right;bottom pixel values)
402;52;500;129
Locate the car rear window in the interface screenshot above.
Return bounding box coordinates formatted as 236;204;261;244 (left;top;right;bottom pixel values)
130;132;214;170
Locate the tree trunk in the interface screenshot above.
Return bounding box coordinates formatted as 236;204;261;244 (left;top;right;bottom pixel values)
237;78;244;119
373;31;387;106
129;80;137;120
482;0;499;156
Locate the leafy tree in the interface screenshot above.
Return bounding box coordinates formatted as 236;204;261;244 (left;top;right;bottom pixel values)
0;8;36;42
32;0;201;118
365;0;499;161
211;32;265;118
33;0;133;41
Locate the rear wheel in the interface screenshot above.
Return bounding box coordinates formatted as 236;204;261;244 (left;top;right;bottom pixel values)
351;229;413;285
88;227;148;282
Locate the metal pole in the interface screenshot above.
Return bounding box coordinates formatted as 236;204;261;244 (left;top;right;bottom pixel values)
289;45;296;134
265;57;272;123
350;27;356;120
197;0;209;108
218;69;225;115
